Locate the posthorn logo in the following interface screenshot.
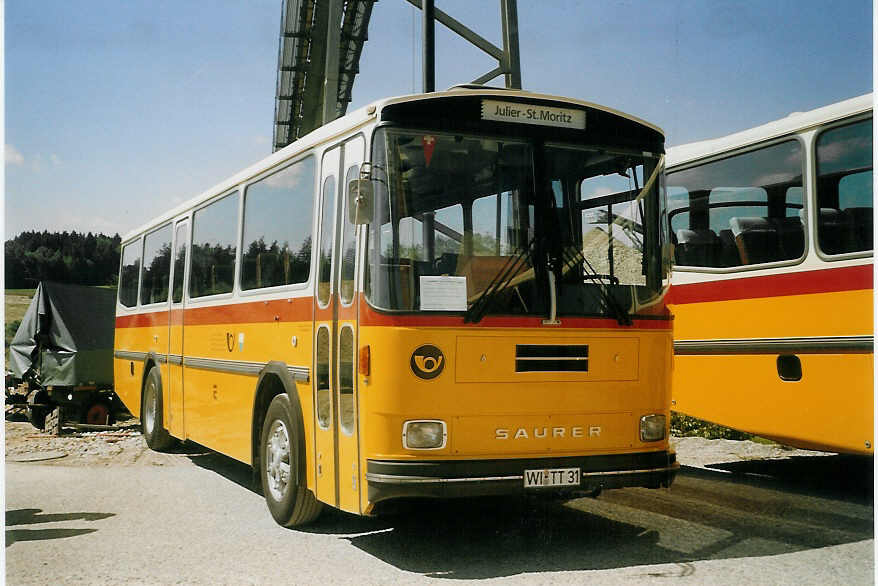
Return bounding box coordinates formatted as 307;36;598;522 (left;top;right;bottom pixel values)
410;344;445;380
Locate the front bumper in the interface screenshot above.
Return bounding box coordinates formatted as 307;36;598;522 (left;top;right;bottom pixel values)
367;451;678;504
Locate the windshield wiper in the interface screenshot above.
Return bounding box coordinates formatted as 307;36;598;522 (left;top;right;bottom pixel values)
559;245;632;326
464;237;536;324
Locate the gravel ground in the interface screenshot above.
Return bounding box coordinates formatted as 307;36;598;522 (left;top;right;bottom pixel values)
4;418;195;467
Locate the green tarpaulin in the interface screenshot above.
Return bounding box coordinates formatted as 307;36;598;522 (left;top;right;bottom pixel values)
8;282;116;387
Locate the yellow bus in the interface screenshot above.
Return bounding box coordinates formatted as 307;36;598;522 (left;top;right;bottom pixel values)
666;94;873;455
114;87;678;526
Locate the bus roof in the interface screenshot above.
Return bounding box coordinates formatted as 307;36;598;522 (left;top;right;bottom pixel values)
666;93;873;169
122;87;664;243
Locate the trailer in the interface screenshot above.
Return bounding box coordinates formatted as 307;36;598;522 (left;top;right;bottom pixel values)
6;282;122;433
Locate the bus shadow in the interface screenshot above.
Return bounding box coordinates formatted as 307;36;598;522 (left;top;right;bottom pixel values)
177;443;873;579
339;464;874;580
702;454;873;502
183;444;260;495
342;497;676;579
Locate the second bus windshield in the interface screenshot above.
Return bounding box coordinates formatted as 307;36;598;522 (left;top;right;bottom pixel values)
366;128;666;318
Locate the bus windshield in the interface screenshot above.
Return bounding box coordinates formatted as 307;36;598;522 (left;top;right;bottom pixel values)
366;128;668;319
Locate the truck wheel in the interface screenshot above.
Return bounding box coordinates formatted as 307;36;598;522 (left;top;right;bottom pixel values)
27;405;48;431
142;366;175;451
261;394;322;527
82;400;113;426
26;390;49;430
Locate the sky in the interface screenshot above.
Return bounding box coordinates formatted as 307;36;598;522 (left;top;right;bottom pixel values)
4;0;873;239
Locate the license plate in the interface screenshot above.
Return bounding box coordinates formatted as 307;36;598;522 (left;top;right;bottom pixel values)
523;467;581;488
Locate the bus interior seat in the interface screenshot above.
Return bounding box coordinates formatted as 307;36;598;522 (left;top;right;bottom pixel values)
818;208;855;254
846;207;873;251
674;228;719;266
730;217;779;265
377;258;415;308
716;229;741;266
730;216;805;264
456;255;527;299
774;216;805;259
397;260;414;308
434;252;459;275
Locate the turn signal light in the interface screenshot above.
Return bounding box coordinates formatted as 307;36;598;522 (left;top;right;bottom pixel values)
358;345;371;376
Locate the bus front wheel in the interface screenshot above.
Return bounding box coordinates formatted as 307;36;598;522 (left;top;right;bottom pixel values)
260;394;322;527
142;366;175;452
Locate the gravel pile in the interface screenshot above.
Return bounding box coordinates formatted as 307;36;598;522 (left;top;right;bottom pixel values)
672;436;829;469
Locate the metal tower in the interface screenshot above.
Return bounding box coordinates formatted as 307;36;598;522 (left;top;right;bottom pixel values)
272;0;522;151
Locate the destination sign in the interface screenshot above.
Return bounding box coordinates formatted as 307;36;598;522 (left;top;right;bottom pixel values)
481;99;586;130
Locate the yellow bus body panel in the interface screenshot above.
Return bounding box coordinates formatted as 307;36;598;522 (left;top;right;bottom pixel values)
671;287;873;455
358;326;672;462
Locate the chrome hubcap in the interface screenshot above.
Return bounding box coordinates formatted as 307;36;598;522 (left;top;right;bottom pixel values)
144;382;156;435
266;420;291;501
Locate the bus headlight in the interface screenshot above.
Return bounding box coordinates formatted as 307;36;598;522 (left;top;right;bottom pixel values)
403;420;447;449
640;414;666;442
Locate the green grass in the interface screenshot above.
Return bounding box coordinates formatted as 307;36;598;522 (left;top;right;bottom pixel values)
671;412;755;441
5;289;35;350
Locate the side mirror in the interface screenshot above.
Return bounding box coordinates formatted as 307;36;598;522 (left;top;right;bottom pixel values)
348;179;373;225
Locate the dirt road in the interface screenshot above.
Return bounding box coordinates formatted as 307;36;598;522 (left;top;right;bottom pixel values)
5;421;874;584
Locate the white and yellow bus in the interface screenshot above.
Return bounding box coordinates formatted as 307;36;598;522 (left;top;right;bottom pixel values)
666;94;873;455
114;87;678;526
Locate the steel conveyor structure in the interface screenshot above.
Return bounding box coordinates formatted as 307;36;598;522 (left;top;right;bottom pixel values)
273;0;376;151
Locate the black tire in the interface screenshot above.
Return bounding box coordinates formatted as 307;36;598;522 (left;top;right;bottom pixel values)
26;405;48;431
260;394;322;527
141;366;175;451
26;390;49;431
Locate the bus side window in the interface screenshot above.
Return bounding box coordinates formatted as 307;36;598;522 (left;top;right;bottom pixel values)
241;157;315;290
190;192;239;298
317;177;336;307
172;223;188;303
141;225;172;305
816;118;873;255
666;140;804;268
339;165;359;305
119;239;142;307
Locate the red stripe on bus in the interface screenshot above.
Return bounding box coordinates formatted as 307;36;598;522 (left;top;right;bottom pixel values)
668;264;873;305
115;298;313;328
184;298;313;326
116;295;673;330
358;299;672;330
115;311;170;329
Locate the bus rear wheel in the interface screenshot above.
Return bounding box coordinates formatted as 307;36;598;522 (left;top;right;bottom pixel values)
260;394;321;527
142;366;175;451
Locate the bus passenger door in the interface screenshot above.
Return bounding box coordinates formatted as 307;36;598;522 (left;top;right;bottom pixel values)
335;136;365;513
313;137;365;513
313;146;341;506
167;219;188;438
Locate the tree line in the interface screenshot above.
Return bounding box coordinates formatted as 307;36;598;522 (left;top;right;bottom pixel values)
5;231;121;289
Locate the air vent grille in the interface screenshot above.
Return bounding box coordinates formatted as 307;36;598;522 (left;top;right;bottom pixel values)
515;344;589;372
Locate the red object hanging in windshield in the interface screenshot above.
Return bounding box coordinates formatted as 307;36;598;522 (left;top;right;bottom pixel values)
422;135;436;167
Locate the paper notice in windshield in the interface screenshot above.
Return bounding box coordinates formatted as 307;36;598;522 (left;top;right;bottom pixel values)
481;99;586;130
420;276;468;311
